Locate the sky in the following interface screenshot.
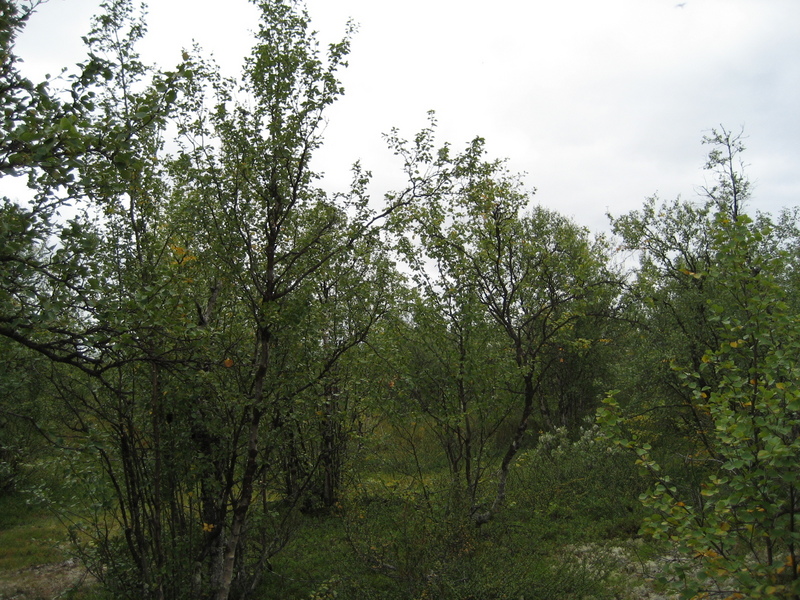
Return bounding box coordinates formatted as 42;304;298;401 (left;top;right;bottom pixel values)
11;0;800;234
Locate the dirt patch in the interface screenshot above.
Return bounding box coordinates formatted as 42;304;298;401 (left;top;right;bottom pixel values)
0;559;96;600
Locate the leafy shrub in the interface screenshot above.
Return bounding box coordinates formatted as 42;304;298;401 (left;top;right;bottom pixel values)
512;420;645;540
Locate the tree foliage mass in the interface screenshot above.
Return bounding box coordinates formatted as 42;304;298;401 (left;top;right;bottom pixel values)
1;2;799;600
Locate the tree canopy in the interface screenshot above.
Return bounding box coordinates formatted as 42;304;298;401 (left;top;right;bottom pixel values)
1;2;799;600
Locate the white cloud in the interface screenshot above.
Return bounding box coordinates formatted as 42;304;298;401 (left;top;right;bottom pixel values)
10;0;799;231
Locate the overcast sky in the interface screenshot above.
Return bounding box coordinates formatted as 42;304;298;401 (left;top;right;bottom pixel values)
12;0;800;233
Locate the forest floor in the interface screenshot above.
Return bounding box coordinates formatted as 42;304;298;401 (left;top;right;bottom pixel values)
0;559;95;600
575;541;682;600
0;492;97;600
0;485;683;599
0;551;679;600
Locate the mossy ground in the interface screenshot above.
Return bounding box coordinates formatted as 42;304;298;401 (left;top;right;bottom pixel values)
0;495;97;600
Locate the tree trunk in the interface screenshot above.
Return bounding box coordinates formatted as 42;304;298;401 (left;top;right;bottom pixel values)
214;406;262;600
213;325;270;600
474;374;535;526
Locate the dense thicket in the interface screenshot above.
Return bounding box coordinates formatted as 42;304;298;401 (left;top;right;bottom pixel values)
1;2;799;599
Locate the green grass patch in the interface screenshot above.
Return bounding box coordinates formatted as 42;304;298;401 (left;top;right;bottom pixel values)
0;493;69;571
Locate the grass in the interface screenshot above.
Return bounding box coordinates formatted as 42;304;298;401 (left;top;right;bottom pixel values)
0;492;100;600
0;494;70;571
